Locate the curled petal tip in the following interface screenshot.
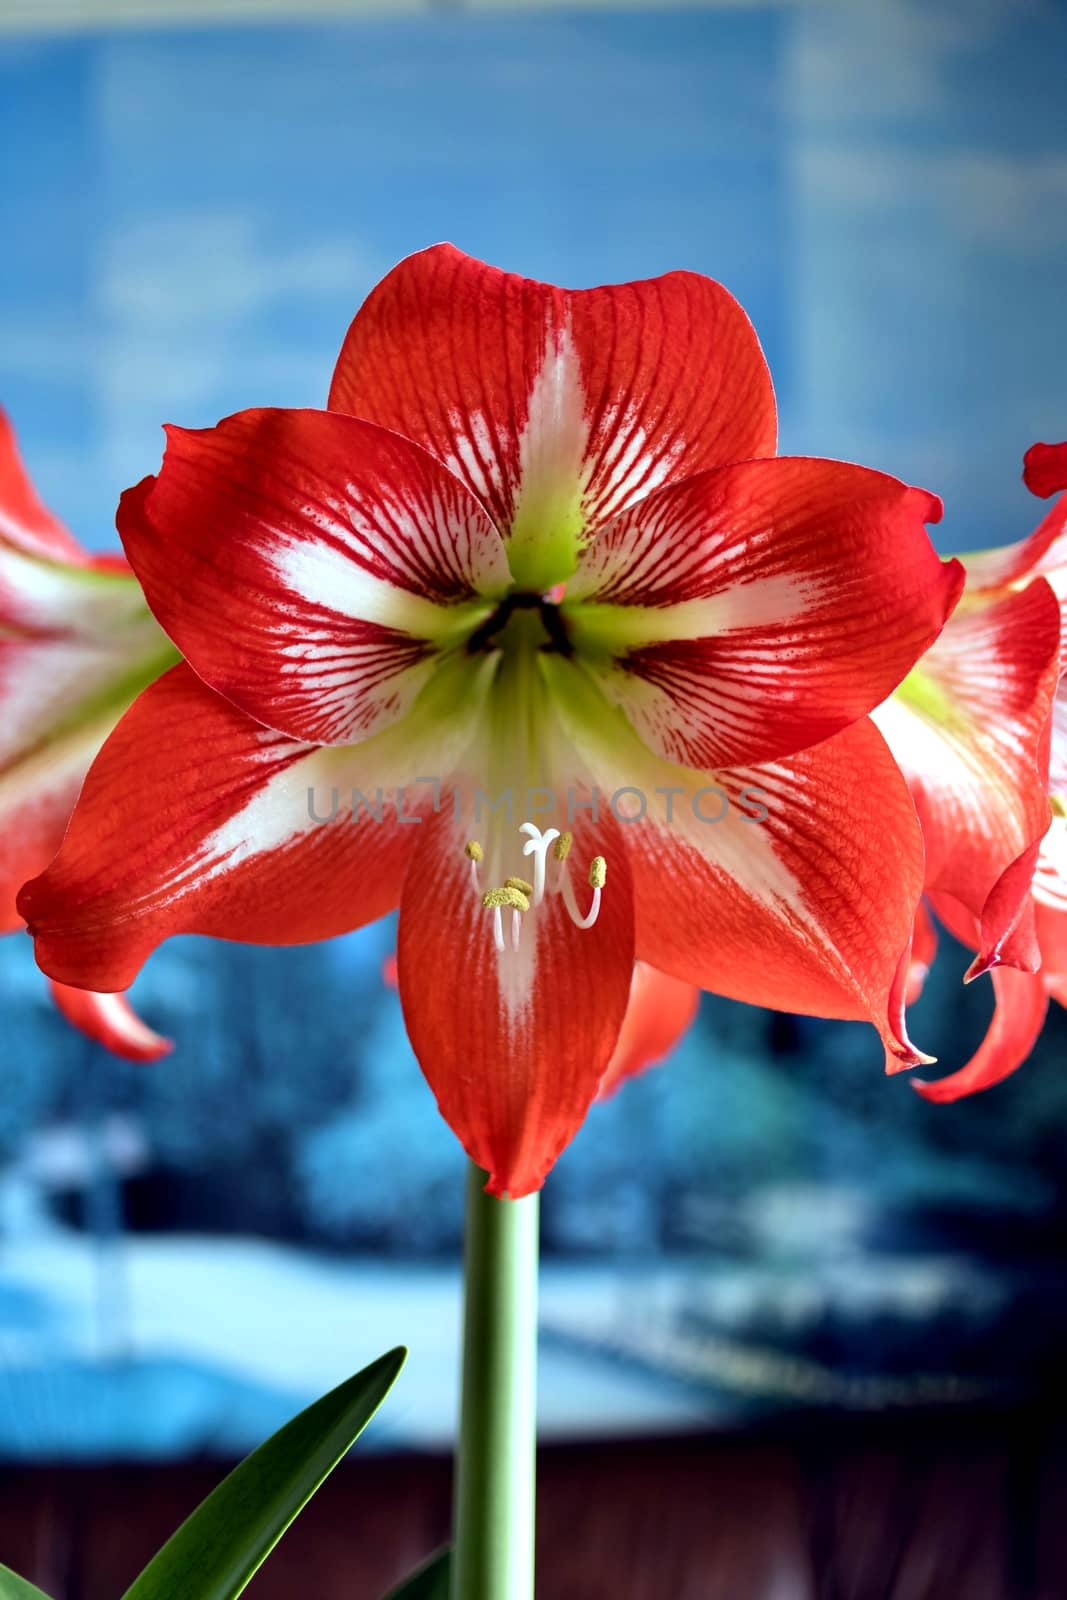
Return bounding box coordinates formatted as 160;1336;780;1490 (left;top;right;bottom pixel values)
47;981;173;1064
1023;440;1067;500
885;1042;937;1075
964;951;995;984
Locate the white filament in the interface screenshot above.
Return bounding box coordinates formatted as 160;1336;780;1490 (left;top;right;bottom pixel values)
561;874;602;931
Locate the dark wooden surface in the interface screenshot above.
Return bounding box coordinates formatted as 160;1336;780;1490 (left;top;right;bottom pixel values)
1;1411;1064;1599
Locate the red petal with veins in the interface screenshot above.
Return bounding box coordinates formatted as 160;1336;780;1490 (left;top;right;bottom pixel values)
0;408;86;562
397;801;635;1199
543;656;930;1070
117;407;511;747
912;965;1049;1103
48;981;172;1063
19;662;432;991
626;722;931;1070
567;456;962;768
597;962;700;1098
874;578;1061;971
1024;441;1067;500
328;244;775;586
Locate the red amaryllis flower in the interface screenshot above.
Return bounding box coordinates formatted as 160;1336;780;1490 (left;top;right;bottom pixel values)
19;246;963;1195
0;410;177;1061
876;440;1067;1100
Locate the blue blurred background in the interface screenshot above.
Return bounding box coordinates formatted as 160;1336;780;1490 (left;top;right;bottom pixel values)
1;0;1066;1467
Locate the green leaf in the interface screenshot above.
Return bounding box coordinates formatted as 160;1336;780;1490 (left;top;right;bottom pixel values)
123;1347;406;1600
383;1549;451;1599
0;1564;54;1600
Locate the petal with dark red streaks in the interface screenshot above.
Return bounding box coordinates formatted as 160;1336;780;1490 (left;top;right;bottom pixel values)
117;407;511;746
566;456;961;768
328;244;776;591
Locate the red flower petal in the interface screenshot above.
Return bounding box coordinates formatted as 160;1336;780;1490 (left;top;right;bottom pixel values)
912;965;1049;1103
117;407;511;746
1023;441;1067;500
1033;808;1067;1004
543;656;930;1069
905;901;939;1007
873;578;1061;971
597;962;700;1098
1036;899;1067;1009
48;981;172;1063
18;661;474;991
566;456;962;767
328;244;776;590
0;408;86;563
397;802;635;1198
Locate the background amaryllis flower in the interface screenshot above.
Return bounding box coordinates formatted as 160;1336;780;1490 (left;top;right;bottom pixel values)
595;962;700;1100
876;440;1067;1101
19;246;963;1196
0;409;177;1061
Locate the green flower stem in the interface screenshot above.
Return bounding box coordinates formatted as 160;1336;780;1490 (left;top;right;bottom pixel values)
452;1162;540;1600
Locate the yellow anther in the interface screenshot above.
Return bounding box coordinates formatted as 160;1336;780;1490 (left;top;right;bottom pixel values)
588;856;607;890
504;875;534;895
554;831;573;861
1051;795;1067;821
464;839;484;862
482;885;531;913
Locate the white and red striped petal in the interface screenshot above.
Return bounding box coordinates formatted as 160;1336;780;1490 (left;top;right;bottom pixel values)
0;530;175;931
543;656;930;1070
48;981;172;1063
873;578;1061;972
597;962;700;1099
397;799;635;1198
564;456;962;768
19;655;493;992
117;407;512;747
328;244;777;591
0;541;173;775
0;408;86;562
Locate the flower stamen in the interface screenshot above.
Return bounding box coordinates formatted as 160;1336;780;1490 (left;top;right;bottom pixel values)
482;882;531;953
464;838;484;893
561;855;606;931
482;826;606;952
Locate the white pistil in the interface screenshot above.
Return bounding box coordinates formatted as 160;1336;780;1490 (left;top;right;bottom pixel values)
519;821;561;906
